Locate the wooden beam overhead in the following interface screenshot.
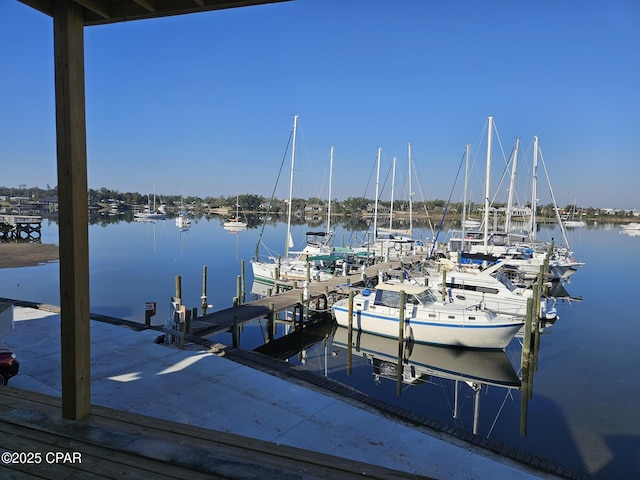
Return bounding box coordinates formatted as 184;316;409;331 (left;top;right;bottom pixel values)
74;0;110;19
18;0;291;26
132;0;157;12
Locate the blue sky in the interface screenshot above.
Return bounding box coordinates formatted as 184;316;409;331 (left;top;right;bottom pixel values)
1;0;638;209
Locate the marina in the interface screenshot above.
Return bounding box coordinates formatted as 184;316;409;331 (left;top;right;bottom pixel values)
1;1;636;478
1;218;638;478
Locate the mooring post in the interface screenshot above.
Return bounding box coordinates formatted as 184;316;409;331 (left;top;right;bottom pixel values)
277;255;281;281
201;265;208;316
397;290;406;396
347;290;354;376
175;275;182;301
232;314;239;348
241;259;245;304
523;297;534;357
298;292;305;329
268;302;275;342
236;275;242;305
441;268;447;302
520;370;529;437
185;308;192;335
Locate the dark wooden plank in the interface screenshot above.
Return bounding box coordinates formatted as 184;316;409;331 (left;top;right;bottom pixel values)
0;387;427;480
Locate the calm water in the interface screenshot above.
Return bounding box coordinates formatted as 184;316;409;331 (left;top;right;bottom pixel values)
1;216;638;479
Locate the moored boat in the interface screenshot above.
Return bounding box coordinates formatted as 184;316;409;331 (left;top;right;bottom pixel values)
332;281;523;350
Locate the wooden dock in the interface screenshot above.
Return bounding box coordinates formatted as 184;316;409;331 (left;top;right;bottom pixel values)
0;387;420;480
188;257;424;338
0;214;42;242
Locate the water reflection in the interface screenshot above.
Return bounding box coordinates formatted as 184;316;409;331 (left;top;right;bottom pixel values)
331;327;521;389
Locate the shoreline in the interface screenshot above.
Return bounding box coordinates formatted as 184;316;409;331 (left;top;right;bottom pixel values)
0;243;59;269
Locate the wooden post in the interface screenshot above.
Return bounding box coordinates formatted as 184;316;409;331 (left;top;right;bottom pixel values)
175;275;182;301
232;314;239;348
55;1;91;420
441;268;447;302
201;265;208;315
268;302;275;342
520;366;529;437
241;259;245;304
347;290;354;376
236;275;242;305
397;290;406;396
523;297;534;357
185;309;192;335
178;305;186;350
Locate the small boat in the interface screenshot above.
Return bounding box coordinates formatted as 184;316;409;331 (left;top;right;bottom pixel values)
134;187;166;221
462;218;482;229
175;214;191;231
562;202;585;228
426;260;558;321
223;195;247;230
620;223;640;236
332;281;523;350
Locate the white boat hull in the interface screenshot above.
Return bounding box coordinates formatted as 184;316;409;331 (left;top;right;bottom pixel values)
251;259;334;285
332;297;522;350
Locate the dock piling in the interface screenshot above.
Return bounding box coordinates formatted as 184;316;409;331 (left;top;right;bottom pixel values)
201;265;208;316
396;290;405;396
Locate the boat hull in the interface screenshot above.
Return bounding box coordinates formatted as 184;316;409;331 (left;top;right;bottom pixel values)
251;259;334;286
332;301;522;350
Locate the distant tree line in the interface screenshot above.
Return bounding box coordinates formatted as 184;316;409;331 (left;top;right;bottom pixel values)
0;185;637;218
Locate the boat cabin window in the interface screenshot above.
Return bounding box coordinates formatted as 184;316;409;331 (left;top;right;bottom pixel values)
374;288;436;307
488;233;508;246
374;289;401;308
447;282;499;295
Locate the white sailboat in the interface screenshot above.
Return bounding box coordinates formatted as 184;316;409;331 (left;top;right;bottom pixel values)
251;116;336;285
356;144;420;260
134;185;166;222
332;280;523;350
224;195;247;231
562;201;586;228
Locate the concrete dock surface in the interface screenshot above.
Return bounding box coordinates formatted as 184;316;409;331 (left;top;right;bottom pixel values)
0;306;582;479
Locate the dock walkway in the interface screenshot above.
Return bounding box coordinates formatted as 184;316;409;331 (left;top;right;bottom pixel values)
189;257;423;337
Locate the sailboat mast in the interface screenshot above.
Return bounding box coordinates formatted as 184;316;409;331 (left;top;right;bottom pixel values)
327;145;334;236
505;138;520;235
389;156;396;232
462;144;471;242
531;135;538;241
285;115;298;258
373;147;381;239
408;143;413;235
483;116;493;254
